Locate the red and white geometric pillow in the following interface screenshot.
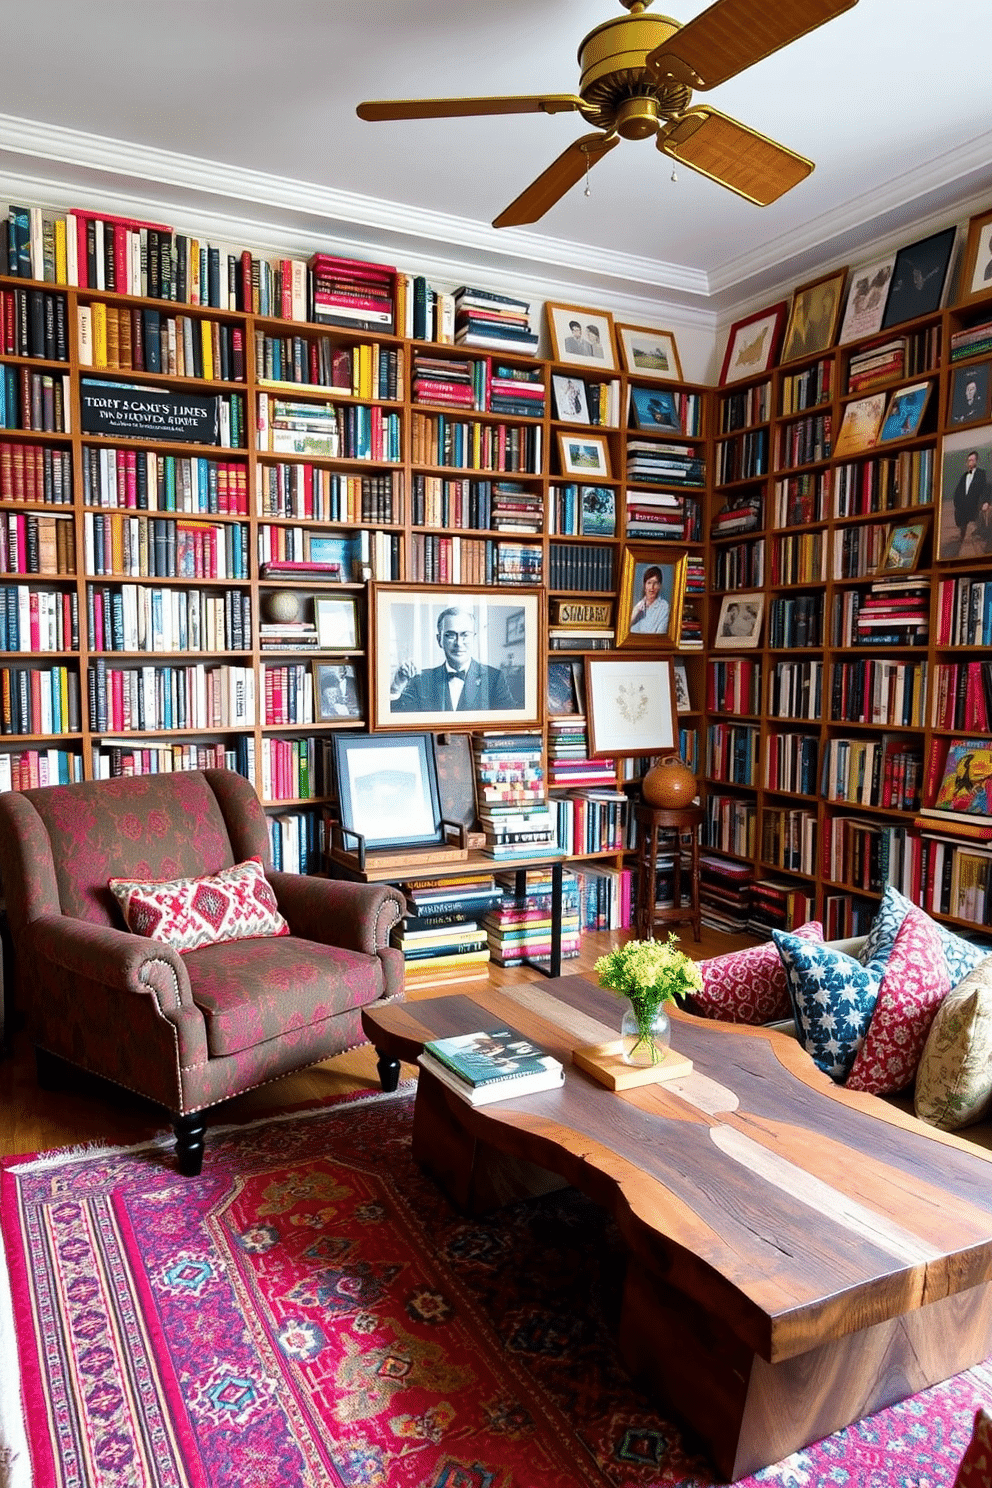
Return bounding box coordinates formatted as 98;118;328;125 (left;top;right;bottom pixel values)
691;920;824;1024
110;856;289;954
845;905;951;1096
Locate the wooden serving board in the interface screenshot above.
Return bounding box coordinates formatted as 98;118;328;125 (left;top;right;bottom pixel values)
572;1040;693;1090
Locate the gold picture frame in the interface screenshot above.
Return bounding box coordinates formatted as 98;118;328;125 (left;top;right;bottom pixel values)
616;545;687;649
877;519;929;575
545;301;618;370
961;206;992;303
780;268;847;364
615;322;683;382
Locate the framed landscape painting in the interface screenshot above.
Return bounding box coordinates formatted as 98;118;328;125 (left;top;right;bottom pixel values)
557;430;611;479
616;323;683;382
877;519;929;574
719;302;787;384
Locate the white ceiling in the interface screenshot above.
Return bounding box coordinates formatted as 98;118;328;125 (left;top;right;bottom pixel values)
2;0;992;328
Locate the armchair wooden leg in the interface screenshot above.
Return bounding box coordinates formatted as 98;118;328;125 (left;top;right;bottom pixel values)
174;1112;207;1176
376;1048;401;1093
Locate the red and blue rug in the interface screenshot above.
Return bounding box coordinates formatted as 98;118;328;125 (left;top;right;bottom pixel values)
2;1087;991;1487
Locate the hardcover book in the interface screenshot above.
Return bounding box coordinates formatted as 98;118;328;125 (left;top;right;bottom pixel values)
421;1027;563;1094
924;738;992;823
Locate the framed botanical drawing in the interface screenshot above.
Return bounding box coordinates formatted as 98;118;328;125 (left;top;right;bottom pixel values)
937;427;992;561
615;323;682;382
557;430;611;479
877;519;929;574
780;270;847;364
713;593;765;649
961;206;992;303
838;255;896;343
882;226;957;329
878;381;932;444
332;732;443;851
545;302;617;370
719;302;788;384
949;362;992;426
584;657;678;758
616;546;687;649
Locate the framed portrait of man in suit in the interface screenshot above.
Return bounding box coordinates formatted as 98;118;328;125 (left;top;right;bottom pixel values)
373;585;541;729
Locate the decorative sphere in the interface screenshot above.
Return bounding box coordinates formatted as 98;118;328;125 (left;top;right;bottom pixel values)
263;590;301;623
642;755;696;808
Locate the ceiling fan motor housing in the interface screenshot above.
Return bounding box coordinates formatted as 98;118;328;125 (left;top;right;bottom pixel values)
578;11;691;136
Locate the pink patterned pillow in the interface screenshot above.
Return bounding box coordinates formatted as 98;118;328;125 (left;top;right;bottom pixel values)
691;922;824;1024
110;857;289;954
845;905;950;1095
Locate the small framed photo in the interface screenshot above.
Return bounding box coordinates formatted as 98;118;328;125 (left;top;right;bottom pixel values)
713;592;765;649
546;659;584;716
949;362;992;426
616;545;687;649
877;519;929;575
628;385;682;432
719;302;788;384
961;206;992;303
781;270;847;364
314;595;359;650
882;226;957;329
578;484;616;537
314;661;362;720
615;323;683;382
838;255;896;344
332;731;444;851
545;302;617;370
584;656;678;758
937;427;992;561
557;430;611;479
878;381;932;443
832;392;888;459
673;660;691;713
551;373;590;424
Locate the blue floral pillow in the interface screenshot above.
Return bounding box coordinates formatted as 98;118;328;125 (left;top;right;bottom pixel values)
773;931;886;1080
860;885;989;987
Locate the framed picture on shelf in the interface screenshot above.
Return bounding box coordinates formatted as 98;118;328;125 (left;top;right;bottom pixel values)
551;373;590;424
832;392;888;459
557;430;611;479
584;657;678;758
578;485;616;537
882;226;957;329
308;533;358;577
313;661;362;721
332;731;444;851
713;592;765;649
949;362;992;426
546;659;585;716
673;660;691;713
837;254;896;343
616;546;687;649
937;427;992;561
780;270;847;363
314;595;359;650
878;381;932;443
877;519;929;574
545;302;617;370
372;584;541;728
719;301;788;384
628;384;682;432
615;323;682;382
960;206;992;303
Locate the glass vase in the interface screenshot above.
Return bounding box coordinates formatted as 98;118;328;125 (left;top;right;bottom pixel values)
620;1001;671;1066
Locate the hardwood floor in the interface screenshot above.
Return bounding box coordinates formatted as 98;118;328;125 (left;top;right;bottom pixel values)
0;924;758;1161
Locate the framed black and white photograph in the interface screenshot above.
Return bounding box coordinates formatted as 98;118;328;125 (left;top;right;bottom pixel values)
545;302;617;370
616;546;687;649
615;323;683;382
314;595;359;650
878;381;932;443
949;362;992;426
628;384;682;433
578;485;616;537
584;657;678;759
557;430;611;479
713;592;765;649
373;585;541;728
937;427;992;561
781;270;847;364
314;661;362;721
332;732;443;851
838;254;896;343
961;207;992;303
882;226;957;329
551;373;590;424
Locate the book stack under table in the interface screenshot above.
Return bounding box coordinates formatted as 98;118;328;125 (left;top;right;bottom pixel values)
391;874;501;988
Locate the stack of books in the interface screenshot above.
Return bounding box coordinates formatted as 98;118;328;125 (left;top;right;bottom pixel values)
626;440;704;488
483;869;581;967
699;853;753;934
489;481;544;534
396;874;503;988
747;878;815;936
624;489;685;540
308;252;396;334
260;398;339;457
846;336;906;391
493;540;543;585
572;863;634;931
472;731;545;806
951;320;992;362
419;1028;564;1105
546;721;616;788
854;576;930;646
454;286;539;356
478;801;557;859
487;364;545;418
411;353;476;409
258;619;318;651
679;557;706;649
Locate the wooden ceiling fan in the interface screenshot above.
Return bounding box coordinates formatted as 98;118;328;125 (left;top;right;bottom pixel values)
357;0;857;228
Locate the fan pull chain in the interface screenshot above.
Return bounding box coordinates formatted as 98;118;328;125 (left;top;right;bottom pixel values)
671;164;678;183
584;153;592;198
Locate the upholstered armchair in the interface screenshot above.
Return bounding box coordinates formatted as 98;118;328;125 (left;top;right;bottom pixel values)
0;769;407;1174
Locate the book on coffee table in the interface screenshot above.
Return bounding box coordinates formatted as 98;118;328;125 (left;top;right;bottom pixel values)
419;1028;564;1105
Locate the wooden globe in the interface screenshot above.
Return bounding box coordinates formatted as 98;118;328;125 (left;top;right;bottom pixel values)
642;755;696;809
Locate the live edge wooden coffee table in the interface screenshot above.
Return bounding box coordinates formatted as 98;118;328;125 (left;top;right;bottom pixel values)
363;974;992;1482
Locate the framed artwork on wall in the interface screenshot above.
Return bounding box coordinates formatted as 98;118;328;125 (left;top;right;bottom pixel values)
584;657;678;758
882;227;957;329
713;593;765;649
615;323;683;382
837;255;896;343
545;302;617;369
937;427;992;561
313;661;362;721
878;381;932;443
719;302;788;384
557;430;611;479
780;270;847;364
949;362;992;426
877;519;929;575
961;206;992;303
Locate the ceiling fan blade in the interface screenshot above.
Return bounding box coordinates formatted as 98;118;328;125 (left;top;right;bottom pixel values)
357;94;586;122
647;0;858;90
492;132;619;228
659;108;812;206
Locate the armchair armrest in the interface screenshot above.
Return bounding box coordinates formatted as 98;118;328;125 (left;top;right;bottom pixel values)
268;873;405;955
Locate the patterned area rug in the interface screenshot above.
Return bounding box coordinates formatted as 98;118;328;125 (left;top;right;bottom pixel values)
2;1087;992;1488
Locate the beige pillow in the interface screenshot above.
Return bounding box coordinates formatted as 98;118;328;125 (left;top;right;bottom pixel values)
914;954;992;1131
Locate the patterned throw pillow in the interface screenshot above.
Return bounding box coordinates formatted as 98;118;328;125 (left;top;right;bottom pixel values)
915;955;992;1130
772;931;884;1080
110;857;289;954
845;906;951;1096
954;1408;992;1488
861;884;989;987
691;922;824;1024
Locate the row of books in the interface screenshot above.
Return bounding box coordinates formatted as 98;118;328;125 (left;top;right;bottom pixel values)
409;412;542;473
773;471;827;527
705;723;759;788
259;735;329;802
546;541;614;593
84;514;250;581
829;657;928;728
768;529;827;586
719;381;770;433
764;730;818;796
0;585;78;654
775;411;832;469
87;584;251;655
411;351;545;417
931;664;992;733
0;286;68;361
706;657;762;716
407;533;543;588
767;660;824;722
760;805;817;876
822;735;923;811
261;665;318;727
551;788;630;856
0;367;71;434
258;466;400;524
411;474;501;530
767;593;823;649
1;510;75;576
831;521;889;581
267;808;323;875
703;793;757;860
83;449;249;516
0;443;73;506
625;440;704;488
936;574;992;647
711;536;765;592
255;335;403;402
548;482;616;537
1;664;80;735
257;394;402;462
715;427;768;484
78;302;245;382
0;747;83;792
831;448;934;516
86;661;255;733
781;356;834;414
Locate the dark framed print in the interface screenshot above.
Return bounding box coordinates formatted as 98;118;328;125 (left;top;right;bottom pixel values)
616;545;687;649
546;659;584;716
719;301;788;384
314;595;359;650
877;519;929;574
584;657;678;758
938;428;992;561
628;384;681;432
950;362;992;426
314;661;362;721
838;254;896;344
781;270;847;364
578;484;616;537
332;731;443;851
373;584;541;728
615;323;683;382
882;226;957;329
673;660;691;713
545;302;617;370
713;592;765;649
551;373;590;424
878;381;933;443
557;430;611;479
960;206;992;303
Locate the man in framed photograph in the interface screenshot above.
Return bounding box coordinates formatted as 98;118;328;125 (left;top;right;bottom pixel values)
952;451;991;554
564;319;592;357
952;369;989;426
393;604;516;713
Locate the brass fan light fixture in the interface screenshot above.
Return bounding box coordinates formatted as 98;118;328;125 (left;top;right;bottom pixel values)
357;0;857;228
